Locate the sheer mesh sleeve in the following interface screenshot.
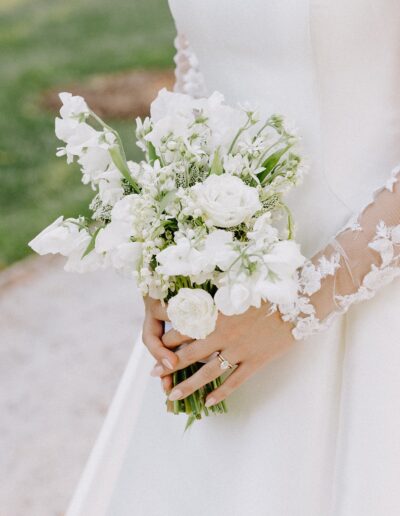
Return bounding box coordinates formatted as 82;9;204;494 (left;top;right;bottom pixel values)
279;167;400;340
173;34;207;97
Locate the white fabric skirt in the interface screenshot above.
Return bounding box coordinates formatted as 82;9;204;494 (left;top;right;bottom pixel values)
66;277;400;516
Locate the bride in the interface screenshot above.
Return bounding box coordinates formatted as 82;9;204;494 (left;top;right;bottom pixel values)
67;1;400;515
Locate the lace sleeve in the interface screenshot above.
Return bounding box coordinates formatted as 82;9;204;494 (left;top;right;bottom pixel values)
280;167;400;340
173;34;207;97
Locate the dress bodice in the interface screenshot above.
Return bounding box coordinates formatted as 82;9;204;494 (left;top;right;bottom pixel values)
169;0;400;256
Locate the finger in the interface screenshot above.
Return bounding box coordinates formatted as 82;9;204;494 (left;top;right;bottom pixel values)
162;329;193;349
161;375;173;394
145;297;170;322
167;356;232;401
155;336;220;377
142;320;177;371
204;364;252;407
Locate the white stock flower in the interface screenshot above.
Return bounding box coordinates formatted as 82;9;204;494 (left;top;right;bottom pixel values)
167;288;218;339
192;174;261;228
29;216;82;256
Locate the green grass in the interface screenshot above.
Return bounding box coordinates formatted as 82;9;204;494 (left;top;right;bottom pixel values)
0;0;175;267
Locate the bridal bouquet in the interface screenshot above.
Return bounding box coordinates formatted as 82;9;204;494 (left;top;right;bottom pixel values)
29;88;305;425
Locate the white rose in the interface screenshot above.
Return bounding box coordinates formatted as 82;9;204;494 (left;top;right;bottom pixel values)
29;216;81;256
192;174;261;228
167;288;218;339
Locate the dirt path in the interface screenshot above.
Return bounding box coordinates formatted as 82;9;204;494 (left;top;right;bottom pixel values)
0;256;144;516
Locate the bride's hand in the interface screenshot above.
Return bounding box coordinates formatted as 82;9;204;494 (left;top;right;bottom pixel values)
149;302;295;407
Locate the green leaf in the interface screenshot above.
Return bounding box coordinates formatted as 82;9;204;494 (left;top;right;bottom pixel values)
147;141;158;165
109;145;140;193
159;189;177;212
210;147;223;175
257;144;292;184
81;227;102;259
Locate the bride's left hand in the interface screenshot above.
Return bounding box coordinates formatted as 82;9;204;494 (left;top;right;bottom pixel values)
150;302;295;408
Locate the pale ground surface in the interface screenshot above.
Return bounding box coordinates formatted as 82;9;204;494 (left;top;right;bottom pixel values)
0;256;144;516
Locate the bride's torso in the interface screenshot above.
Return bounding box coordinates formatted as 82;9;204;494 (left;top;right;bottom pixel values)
169;0;400;255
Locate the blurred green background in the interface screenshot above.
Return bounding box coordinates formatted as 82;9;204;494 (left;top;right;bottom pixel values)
0;0;175;268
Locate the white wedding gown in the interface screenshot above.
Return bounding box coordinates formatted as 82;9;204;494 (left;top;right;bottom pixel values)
66;2;400;515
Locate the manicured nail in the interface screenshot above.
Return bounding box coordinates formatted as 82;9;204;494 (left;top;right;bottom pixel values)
162;358;174;370
168;389;183;401
150;365;163;377
205;397;217;408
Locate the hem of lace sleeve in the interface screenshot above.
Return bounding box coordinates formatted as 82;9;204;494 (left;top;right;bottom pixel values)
279;165;400;341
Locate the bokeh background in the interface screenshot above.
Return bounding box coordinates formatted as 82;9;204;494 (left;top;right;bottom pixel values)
0;1;176;514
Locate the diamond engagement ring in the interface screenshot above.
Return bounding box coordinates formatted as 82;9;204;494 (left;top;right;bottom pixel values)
217;353;235;370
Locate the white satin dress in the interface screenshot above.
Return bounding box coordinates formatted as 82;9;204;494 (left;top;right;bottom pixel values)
66;2;400;515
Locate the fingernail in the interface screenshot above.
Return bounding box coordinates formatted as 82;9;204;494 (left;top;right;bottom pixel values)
168;389;183;401
150;365;163;377
162;358;174;370
205;397;217;408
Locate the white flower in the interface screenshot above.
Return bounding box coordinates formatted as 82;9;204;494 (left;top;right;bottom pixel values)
263;241;305;277
214;282;255;316
255;276;299;305
59;92;89;120
29;216;82;256
98;167;124;206
111;194;156;240
202;230;238;271
167;288;218;339
156;237;209;277
106;242;143;274
95;221;132;252
192;174;261;228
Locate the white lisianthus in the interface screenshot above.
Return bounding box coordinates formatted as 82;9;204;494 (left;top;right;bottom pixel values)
167;288;218;339
28;216;82;256
192;174;261;228
214;282;255;316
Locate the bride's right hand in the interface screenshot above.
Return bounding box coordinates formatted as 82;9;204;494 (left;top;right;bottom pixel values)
142;297;177;392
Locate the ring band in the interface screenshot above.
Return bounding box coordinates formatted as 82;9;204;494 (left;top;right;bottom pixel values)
217;352;235;370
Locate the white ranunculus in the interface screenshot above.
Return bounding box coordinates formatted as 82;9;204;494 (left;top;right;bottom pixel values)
167;288;218;339
192;174;261;228
28;216;82;256
59;92;89;120
263;241;305;278
156;237;209;277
